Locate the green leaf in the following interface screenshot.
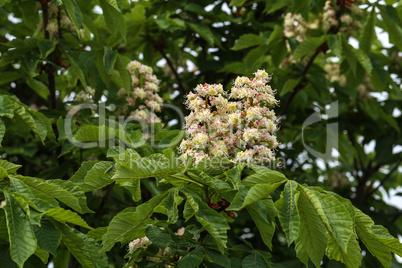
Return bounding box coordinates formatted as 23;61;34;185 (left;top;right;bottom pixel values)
355;209;402;267
105;0;120;11
243;165;287;185
112;153;180;182
0;0;9;7
178;247;204;268
13;175;92;214
44;208;92;229
226;163;246;190
232;34;263;51
229;0;247;6
0;95;14;118
101;192;169;251
295;186;327;268
33;217;61;256
20;56;38;77
228;181;285;211
266;25;284;49
52;221;108;268
0;131;9;148
62;0;82;36
280;78;301;96
275;180;300;246
100;0;127;40
3;191;37;268
80;161;114;192
379;5;402;51
247;201;276;250
325;235;362;268
359;8;376;53
328;34;342;57
293;36;326;61
353;48;372;74
154;188;183;223
69;161;97;183
34;246;49;265
0;160;22;173
181;188;230;253
103;47;118;75
14;105;47;142
242;250;266;268
188;23;215;46
0;72;24;85
26;77;50;100
38;40;58;58
145;225;171;250
204;248;231;268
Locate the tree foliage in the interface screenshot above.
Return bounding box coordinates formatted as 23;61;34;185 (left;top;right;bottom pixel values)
0;0;401;267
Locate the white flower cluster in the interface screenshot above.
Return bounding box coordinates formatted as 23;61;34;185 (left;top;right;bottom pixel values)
179;70;279;165
73;86;95;102
127;228;185;266
283;13;307;42
118;61;164;124
324;62;346;86
322;1;363;33
284;1;364;42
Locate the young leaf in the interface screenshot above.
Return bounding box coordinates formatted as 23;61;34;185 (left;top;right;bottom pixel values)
3;191;37;268
101;192;169;251
275;180;300;246
154;188;183;224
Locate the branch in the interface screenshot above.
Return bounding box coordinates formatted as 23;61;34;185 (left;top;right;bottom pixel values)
40;0;57;110
280;42;326;116
366;159;402;198
158;48;186;98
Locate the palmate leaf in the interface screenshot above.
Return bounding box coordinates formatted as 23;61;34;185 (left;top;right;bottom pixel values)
52;221;108;268
228;180;285;211
275;180;300;246
296;185;357;268
181;188;230;254
11;175;92;214
355;209;402;268
3;191;37;268
101;191;169;252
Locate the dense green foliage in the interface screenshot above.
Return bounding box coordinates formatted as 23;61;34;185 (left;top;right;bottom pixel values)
0;0;401;267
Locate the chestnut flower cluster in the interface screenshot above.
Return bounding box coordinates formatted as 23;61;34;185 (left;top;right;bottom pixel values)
179;70;279;165
117;61;164;124
284;0;364;43
127;228;185;267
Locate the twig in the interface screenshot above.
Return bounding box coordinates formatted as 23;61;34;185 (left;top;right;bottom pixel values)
159;48;186;97
280;42;325;116
366;160;402;198
95;182;116;219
